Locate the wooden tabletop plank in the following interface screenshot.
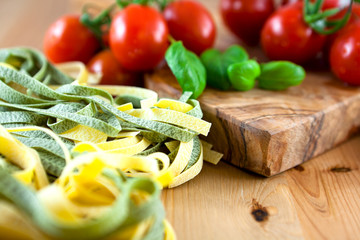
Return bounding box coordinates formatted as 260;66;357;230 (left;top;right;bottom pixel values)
163;162;305;240
287;136;360;240
162;136;360;240
0;0;69;49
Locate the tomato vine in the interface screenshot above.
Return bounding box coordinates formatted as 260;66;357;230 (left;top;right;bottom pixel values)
304;0;355;34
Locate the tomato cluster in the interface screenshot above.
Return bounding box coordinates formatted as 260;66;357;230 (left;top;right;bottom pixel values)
221;0;360;85
43;0;216;85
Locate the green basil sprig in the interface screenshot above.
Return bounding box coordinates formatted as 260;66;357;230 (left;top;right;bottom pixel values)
227;60;260;91
166;41;305;96
165;41;206;99
258;61;306;90
200;45;248;90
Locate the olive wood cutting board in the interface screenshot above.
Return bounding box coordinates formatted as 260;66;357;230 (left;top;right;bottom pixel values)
71;0;360;176
145;66;360;176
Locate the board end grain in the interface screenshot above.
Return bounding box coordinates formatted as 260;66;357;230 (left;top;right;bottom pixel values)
145;68;360;176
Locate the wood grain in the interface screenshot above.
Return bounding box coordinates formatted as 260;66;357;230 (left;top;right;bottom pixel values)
1;1;360;240
144;1;360;176
287;136;360;240
162;161;305;240
161;136;360;240
145;67;360;176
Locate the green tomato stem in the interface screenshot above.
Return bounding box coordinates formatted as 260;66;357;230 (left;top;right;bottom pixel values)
80;3;116;46
168;35;177;44
304;0;354;35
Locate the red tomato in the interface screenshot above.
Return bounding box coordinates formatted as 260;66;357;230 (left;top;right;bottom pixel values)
109;5;169;71
353;3;360;16
330;21;360;85
43;15;99;64
328;4;360;22
163;0;216;55
220;0;275;46
280;0;340;8
102;33;110;47
87;49;141;86
261;2;326;64
280;0;297;6
318;0;340;9
325;3;360;54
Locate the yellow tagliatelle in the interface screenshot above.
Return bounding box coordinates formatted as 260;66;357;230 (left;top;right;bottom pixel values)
52;61;222;189
59;125;108;143
125;108;211;136
201;140;223;165
0;56;225;240
0;125;176;240
154;98;194;113
0;49;190;240
0;125;48;190
55;61;100;86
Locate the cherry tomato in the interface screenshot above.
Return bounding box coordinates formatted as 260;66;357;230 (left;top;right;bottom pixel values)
163;0;216;55
87;49;141;86
101;32;110;47
109;5;169;71
261;2;326;64
322;0;340;9
280;0;297;6
330;21;360;85
280;0;340;8
328;3;360;22
353;3;360;16
43;15;99;64
220;0;275;46
324;3;360;55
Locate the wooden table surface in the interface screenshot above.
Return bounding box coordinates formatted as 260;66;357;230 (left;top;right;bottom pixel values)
1;0;360;239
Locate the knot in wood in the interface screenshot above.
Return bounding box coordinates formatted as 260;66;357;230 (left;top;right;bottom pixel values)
251;199;269;222
251;209;269;222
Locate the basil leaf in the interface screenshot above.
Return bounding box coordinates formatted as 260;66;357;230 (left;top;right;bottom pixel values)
258;61;306;90
222;45;249;67
165;41;206;99
200;49;230;90
200;45;248;90
227;60;260;91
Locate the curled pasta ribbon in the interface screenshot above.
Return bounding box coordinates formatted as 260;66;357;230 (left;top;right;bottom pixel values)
164;139;204;188
55;61;221;188
71;137;204;188
0;125;48;189
200;140;223;165
154;98;193;113
73;135;152;155
59;125;108;143
94;85;158;109
55;61;100;86
0;62;17;70
71;142;173;187
125;108;211;136
6;126;72;164
39;154;175;239
0;125;176;240
0;51;181;239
